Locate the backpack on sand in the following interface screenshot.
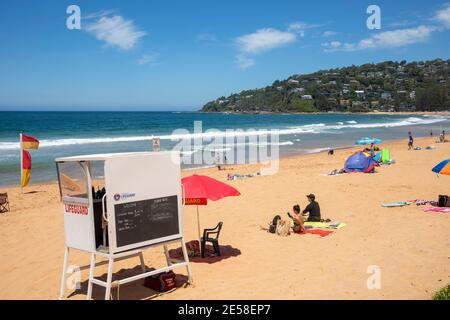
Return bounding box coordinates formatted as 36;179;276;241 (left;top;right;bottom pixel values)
276;219;292;237
269;215;281;233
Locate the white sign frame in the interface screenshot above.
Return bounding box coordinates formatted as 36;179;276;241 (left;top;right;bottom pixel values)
105;152;183;253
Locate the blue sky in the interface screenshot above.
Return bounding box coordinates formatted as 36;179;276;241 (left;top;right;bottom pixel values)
0;0;449;111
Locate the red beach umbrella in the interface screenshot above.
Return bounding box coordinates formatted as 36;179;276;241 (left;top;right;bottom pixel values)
181;174;240;242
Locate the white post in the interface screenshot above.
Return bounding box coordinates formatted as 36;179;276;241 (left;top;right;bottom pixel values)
163;245;172;266
105;256;114;300
20;133;23;194
196;205;201;244
138;252;146;273
181;238;193;284
59;246;69;299
86;253;96;300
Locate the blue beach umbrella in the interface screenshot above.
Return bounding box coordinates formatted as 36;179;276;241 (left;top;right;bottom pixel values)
355;137;382;145
432;159;450;175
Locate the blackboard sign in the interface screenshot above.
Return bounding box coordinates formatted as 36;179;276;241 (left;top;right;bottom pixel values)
114;195;179;248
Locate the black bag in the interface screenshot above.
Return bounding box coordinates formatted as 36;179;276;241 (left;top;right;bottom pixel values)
269;224;277;233
269;215;281;233
438;195;450;207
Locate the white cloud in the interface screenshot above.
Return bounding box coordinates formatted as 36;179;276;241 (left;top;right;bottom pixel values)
322;30;337;37
82;9;115;20
235;28;296;54
85;15;146;50
236;54;255;69
287;22;307;36
434;4;450;28
234;28;297;68
323;25;434;52
137;53;159;66
322;41;341;49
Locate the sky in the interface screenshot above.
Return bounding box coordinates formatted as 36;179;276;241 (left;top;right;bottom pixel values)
0;0;449;111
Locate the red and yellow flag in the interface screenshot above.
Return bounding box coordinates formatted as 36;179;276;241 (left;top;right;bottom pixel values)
22;150;32;188
21;134;39;150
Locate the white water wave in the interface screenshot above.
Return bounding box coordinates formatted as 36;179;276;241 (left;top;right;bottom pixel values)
0;116;447;150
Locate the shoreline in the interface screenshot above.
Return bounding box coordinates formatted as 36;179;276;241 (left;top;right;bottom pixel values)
0;135;437;190
0;135;440;190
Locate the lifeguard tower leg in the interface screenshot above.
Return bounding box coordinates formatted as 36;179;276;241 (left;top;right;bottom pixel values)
59;246;69;299
105;256;114;300
163;245;172;266
138;252;146;273
86;253;96;300
181;239;193;284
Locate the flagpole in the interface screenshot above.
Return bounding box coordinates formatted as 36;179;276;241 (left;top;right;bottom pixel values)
20;132;23;194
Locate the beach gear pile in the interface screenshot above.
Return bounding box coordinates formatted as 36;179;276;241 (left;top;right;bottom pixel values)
414;146;436;151
227;172;261;181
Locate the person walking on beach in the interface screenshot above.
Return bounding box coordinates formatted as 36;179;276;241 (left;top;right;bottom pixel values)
408;131;414;150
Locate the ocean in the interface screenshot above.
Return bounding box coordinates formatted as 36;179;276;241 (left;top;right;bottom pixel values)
1;111;449;187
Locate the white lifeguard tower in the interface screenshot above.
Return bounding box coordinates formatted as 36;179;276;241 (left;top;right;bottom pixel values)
56;151;192;300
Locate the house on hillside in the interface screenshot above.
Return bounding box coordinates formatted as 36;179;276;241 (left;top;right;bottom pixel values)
289;88;305;94
340;99;351;107
355;90;365;98
381;92;392;100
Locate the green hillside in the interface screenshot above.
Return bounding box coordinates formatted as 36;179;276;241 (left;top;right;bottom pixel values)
202;59;450;113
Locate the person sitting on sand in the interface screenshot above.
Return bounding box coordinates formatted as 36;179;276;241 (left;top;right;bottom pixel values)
363;143;376;156
302;194;321;222
287;205;304;233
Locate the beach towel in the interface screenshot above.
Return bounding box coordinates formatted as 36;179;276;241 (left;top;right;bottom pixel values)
382;201;412;207
295;229;334;237
304;221;347;229
423;207;450;212
381;149;390;164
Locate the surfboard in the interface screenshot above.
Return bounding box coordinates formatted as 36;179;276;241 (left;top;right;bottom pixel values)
382;201;412;207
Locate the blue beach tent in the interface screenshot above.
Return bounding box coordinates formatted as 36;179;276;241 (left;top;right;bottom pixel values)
344;152;379;173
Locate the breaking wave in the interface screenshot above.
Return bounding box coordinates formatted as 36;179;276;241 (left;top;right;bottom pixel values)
0;116;446;151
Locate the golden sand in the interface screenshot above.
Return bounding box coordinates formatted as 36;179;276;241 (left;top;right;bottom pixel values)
0;137;449;299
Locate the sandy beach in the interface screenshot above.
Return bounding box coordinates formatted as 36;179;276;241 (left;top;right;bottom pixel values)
0;136;449;300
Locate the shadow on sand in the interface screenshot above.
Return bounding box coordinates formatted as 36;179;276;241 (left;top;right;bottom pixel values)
169;242;241;264
66;265;189;300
